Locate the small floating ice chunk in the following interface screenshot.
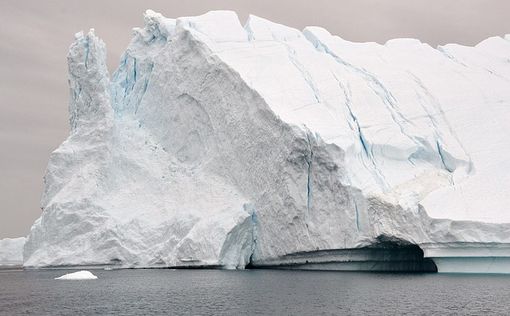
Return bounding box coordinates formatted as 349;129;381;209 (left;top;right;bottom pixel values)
55;270;98;280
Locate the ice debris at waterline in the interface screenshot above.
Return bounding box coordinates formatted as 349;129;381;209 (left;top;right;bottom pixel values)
0;237;26;266
23;10;510;273
55;271;98;280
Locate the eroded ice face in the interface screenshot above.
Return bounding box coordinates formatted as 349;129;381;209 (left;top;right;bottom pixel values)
22;10;510;273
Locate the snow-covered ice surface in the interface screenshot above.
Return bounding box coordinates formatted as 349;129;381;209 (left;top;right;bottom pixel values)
55;271;98;280
24;10;510;273
0;237;26;266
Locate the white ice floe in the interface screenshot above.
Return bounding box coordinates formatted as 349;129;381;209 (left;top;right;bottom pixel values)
55;271;98;280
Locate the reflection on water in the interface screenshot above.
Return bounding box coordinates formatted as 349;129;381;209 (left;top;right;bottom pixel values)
0;269;509;315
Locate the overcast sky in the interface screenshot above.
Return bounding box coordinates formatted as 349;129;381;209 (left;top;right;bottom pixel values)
1;0;509;238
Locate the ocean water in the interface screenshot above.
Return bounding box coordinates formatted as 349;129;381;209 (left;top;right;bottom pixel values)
0;269;509;315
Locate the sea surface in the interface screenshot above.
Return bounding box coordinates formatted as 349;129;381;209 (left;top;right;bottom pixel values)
0;269;509;315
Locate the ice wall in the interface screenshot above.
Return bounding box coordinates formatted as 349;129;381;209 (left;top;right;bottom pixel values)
0;237;26;266
24;10;510;273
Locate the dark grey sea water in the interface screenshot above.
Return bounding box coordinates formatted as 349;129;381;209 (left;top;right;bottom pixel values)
0;269;509;315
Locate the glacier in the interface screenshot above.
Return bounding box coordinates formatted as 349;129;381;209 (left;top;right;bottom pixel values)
23;10;510;273
0;237;26;266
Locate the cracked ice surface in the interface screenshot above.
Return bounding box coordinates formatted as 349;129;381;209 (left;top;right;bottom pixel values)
24;11;510;271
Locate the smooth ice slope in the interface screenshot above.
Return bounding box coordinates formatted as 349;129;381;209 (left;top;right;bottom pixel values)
0;237;26;266
55;270;98;280
24;10;510;273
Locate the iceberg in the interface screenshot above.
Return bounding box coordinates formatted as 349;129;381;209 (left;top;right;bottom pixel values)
23;10;510;273
0;237;26;266
55;270;98;280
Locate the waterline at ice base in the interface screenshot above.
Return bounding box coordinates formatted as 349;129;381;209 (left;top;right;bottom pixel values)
13;10;510;273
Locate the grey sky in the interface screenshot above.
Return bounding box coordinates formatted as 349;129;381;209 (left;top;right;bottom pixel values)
1;0;509;238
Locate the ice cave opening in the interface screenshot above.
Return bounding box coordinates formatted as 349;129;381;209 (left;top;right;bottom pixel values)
250;239;438;273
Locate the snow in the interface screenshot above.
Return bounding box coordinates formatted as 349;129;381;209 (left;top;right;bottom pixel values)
55;271;98;280
23;11;510;273
0;237;26;266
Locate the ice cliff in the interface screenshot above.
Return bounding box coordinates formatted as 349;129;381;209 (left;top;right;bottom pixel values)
24;11;510;273
0;237;26;266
